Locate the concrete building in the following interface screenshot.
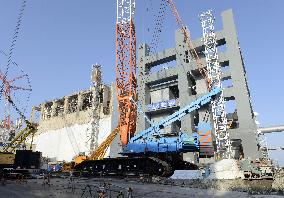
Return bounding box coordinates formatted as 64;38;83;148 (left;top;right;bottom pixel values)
32;84;118;161
136;9;260;162
31;9;261;163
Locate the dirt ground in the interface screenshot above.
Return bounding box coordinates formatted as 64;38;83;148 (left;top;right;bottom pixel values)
0;177;283;198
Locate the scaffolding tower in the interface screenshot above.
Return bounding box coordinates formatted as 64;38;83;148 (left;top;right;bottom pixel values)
89;64;102;153
200;10;231;159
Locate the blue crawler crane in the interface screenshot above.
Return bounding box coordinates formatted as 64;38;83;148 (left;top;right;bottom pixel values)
75;87;222;177
123;87;221;155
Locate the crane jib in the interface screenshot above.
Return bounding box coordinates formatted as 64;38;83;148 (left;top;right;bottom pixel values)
129;87;221;143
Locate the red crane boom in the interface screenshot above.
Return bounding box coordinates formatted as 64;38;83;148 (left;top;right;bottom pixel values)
116;0;137;146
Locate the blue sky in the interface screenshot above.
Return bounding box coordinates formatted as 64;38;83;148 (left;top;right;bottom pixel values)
0;0;283;165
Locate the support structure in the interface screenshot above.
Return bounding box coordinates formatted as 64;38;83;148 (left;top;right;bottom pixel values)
137;9;260;162
89;64;102;153
200;10;231;159
116;0;137;146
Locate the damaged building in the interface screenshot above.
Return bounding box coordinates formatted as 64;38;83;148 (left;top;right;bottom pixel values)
31;65;118;161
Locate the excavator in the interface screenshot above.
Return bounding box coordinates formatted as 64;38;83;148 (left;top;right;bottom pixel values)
74;87;221;177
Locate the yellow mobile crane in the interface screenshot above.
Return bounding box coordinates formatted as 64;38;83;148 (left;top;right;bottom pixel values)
61;127;119;172
0;121;37;168
0;105;39;168
74;127;119;165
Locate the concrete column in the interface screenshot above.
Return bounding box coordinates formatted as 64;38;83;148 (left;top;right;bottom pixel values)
77;93;83;112
222;9;260;159
51;101;57;117
136;43;151;133
40;104;45;121
175;29;197;163
110;83;121;158
64;96;69;114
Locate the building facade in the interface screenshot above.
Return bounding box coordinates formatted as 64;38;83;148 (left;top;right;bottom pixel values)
136;9;260;162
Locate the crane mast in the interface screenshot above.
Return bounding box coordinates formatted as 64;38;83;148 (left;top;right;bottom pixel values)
200;10;231;159
116;0;137;146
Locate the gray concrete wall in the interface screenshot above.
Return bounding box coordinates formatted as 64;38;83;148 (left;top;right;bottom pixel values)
136;9;260;160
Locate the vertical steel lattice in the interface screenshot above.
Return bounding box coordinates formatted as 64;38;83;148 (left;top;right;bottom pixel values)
89;64;102;152
116;0;137;146
200;10;231;159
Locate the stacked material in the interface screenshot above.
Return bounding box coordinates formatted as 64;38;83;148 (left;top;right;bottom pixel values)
207;159;244;179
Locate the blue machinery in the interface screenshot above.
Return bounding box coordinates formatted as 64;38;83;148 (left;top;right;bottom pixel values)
75;88;222;176
123;87;221;155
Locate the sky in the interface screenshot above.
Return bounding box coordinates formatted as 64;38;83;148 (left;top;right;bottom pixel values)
0;0;283;165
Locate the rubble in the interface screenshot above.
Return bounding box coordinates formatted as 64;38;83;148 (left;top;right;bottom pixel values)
272;168;284;192
207;159;244;180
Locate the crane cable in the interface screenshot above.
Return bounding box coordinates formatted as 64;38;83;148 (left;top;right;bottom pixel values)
0;0;28;101
0;50;32;116
149;0;168;55
165;0;210;88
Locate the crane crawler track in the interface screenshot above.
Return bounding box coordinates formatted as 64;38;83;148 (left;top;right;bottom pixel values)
74;157;173;177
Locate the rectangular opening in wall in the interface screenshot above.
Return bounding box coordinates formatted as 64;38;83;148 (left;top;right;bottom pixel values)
68;95;78;114
169;85;179;99
194;78;208;95
54;99;64;117
217;38;227;53
183;49;205;64
217;44;227;53
220;60;230;72
43;102;52;120
81;92;93;111
187;74;197;95
222;78;233;88
150;88;170;104
32;107;41;123
172;120;181;134
225;99;239;129
221;65;230;73
149;59;176;74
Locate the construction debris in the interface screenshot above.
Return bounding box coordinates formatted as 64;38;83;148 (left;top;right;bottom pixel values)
272;168;284;192
207;159;244;180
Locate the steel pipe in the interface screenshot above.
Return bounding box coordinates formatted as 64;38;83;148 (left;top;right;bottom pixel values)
259;125;284;134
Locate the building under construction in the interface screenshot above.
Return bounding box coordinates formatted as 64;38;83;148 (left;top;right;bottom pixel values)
29;9;261;165
1;1;284;196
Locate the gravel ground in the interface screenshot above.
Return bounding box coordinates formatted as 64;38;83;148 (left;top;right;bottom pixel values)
0;177;283;198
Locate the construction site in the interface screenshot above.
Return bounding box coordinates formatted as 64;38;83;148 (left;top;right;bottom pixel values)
0;0;283;197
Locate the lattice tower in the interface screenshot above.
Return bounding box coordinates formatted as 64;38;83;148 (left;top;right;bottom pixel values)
200;10;231;159
116;0;137;146
89;64;102;152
